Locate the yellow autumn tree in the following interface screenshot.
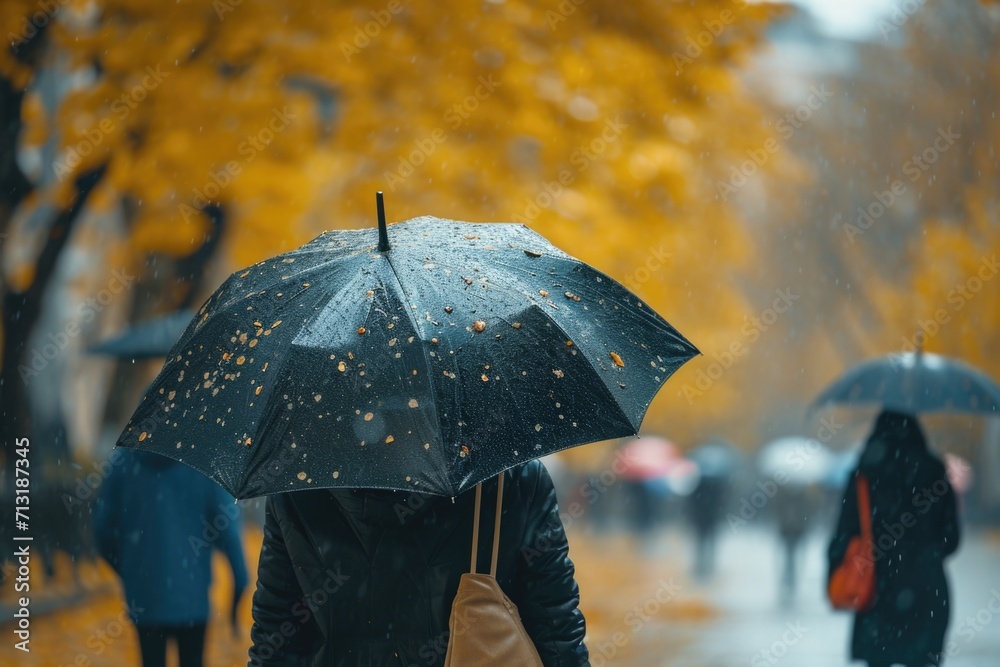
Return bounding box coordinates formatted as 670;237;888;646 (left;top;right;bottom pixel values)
3;0;783;464
820;1;1000;380
882;0;1000;405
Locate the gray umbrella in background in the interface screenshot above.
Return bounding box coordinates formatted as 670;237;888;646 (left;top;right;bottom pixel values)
688;440;742;479
88;311;195;360
758;436;834;485
812;343;1000;415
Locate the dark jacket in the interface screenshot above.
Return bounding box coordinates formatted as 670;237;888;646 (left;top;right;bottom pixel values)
248;460;589;666
94;448;249;626
827;411;960;666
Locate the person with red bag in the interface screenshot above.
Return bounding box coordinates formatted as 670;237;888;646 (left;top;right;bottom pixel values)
827;410;961;667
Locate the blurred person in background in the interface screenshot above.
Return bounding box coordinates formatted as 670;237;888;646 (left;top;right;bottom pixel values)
620;477;658;536
772;482;815;604
685;473;728;580
95;449;249;667
827;410;961;667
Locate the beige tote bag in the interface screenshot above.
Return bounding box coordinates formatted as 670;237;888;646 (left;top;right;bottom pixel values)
443;471;544;666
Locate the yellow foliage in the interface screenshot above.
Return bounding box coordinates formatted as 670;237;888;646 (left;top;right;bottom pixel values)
6;0;782;447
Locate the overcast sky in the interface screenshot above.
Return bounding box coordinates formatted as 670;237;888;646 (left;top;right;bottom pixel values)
790;0;902;40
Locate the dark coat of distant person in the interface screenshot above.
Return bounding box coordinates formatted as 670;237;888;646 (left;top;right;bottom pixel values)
828;410;960;667
248;459;588;667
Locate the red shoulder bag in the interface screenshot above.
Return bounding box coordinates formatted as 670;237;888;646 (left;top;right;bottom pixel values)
828;474;876;611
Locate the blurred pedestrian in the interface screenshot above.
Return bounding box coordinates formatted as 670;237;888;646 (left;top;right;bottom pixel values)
95;449;249;667
247;459;588;666
622;478;658;534
827;410;961;667
685;474;728;580
772;482;813;603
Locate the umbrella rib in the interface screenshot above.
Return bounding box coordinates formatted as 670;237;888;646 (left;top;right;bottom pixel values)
232;270;371;497
526;302;640;433
203;252;370;333
380;252;449;454
401;254;646;435
425;253;693;351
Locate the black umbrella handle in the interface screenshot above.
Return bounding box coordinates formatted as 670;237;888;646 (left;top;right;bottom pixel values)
376;191;390;252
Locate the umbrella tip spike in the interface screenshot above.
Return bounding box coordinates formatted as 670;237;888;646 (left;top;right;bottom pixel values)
376;191;390;252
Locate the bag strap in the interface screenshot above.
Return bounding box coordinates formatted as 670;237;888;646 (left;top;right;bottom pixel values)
856;474;873;541
469;471;505;577
470;483;483;573
491;471;505;576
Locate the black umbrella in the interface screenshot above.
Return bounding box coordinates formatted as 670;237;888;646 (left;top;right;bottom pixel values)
116;201;698;497
88;310;195;359
813;346;1000;415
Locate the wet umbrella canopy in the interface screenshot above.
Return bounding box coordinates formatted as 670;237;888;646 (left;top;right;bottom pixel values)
116;210;697;497
812;345;1000;415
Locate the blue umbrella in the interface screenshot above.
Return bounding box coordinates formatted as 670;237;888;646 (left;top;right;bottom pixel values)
88;311;195;359
688;440;741;479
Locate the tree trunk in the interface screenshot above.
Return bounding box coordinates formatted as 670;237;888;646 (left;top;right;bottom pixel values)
1;166;108;468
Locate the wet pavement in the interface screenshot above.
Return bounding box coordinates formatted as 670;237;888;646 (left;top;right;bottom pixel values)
1;524;997;665
627;524;1000;667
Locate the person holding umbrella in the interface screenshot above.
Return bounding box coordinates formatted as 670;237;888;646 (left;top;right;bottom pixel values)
112;200;699;666
827;410;960;667
757;436;831;604
249;461;585;665
817;337;998;666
